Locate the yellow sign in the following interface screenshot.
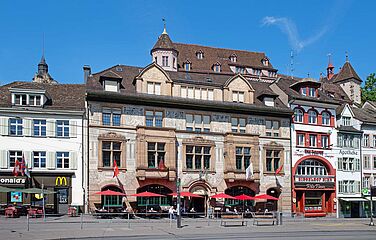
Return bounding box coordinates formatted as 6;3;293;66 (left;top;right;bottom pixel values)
55;176;67;186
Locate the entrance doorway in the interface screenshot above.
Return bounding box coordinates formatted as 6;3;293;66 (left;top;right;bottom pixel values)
189;186;208;213
56;188;69;214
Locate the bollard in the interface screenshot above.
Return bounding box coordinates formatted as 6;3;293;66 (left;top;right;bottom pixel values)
27;214;30;231
279;212;283;225
80;213;83;230
127;213;130;229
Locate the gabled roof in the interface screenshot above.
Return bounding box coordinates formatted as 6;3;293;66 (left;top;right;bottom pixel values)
333;62;362;83
100;70;122;79
351;107;376;124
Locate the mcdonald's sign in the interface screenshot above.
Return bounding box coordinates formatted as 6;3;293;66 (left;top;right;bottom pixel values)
55;176;68;186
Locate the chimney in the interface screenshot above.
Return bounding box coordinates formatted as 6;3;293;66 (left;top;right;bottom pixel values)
83;65;91;83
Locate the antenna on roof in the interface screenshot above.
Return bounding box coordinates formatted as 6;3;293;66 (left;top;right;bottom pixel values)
345;51;349;62
290;50;295;79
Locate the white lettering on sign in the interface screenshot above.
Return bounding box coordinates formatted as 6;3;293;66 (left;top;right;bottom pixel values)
0;177;26;185
295;176;335;183
339;150;358;155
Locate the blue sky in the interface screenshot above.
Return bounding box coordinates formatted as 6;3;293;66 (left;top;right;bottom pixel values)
0;0;374;84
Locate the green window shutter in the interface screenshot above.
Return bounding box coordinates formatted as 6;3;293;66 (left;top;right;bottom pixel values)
46;120;55;137
47;152;56;169
0;150;8;169
0;118;9;136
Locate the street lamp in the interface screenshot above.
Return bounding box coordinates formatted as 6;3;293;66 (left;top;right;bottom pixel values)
176;140;182;228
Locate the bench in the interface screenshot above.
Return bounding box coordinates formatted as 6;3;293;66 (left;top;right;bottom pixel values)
251;212;277;226
220;214;247;227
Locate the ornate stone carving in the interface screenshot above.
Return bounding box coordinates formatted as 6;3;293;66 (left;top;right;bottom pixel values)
212;114;230;123
248;117;265;125
166;110;184;119
124;106;144;116
98;132;127;141
281;119;290;127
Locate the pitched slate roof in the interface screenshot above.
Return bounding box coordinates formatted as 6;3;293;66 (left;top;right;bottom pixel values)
351;107;376;124
0;81;85;111
333;62;362;83
152;33;176;51
337;125;362;133
173;43;275;74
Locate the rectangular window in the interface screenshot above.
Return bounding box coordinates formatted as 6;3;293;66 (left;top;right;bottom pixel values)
147;142;166;168
309;134;317;147
265;120;279;137
309;87;316;97
181;87;187;98
373;135;376;147
185;145;211;170
10;118;23;136
145;110;163;127
232;91;245;103
363;134;370;147
29;95;41;106
235;67;245;74
56;120;69;137
33;151;46;168
162;56;169;67
364;155;370;169
373;156;376;169
321;135;329;149
104;80;119;92
33;120;46;136
186;114;210;132
301;87;307;96
9;151;22;167
15;94;27;105
265;150;281;172
297;133;305;146
102;109;121;126
342;117;351;126
147;82;161;95
102;141;121;167
363;177;370;188
56;152;69;169
235;147;251;170
231;117;246;133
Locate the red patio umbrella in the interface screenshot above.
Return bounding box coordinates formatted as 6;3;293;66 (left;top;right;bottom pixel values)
95;190;126;196
169;192;204;198
131;191;165;197
254;194;279;201
234;194;256;201
210;193;235;199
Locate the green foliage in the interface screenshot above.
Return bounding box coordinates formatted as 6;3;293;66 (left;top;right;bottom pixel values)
362;73;376;103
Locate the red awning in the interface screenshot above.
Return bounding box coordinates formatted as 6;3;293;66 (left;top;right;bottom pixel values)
254;194;279;200
234;194;256;201
131;191;165;197
169;192;204;198
210;193;235;199
94;190;126;196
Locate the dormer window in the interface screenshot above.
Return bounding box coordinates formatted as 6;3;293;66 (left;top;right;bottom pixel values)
235;66;245;74
342;116;351;126
309;87;316;97
29;95;41;106
253;69;261;76
232;91;244;103
184;62;191;71
301;87;307;96
262;58;269;66
213;63;221;72
162;56;169;67
15;94;27;106
196;51;204;59
104;80;119;92
230;54;237;63
12;93;44;106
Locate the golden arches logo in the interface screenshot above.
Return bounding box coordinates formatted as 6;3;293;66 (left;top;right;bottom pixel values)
55;177;67;186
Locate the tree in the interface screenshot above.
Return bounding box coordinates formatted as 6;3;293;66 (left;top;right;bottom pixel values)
362;73;376;103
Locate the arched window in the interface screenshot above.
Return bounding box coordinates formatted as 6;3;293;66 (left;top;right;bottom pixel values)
296;159;328;176
101;185;124;207
308;110;317;124
294;108;304;123
322;111;331;125
137;184;172;206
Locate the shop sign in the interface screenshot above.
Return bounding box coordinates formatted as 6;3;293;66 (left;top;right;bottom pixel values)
10;192;22;202
0;176;26;186
295;176;334;183
55;176;68;186
339;150;358;155
304;149;324;156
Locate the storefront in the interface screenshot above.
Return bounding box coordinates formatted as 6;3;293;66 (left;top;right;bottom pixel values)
0;173;72;214
292;156;336;217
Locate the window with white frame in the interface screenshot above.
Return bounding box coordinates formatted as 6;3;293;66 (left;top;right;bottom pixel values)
235;66;245;74
373;135;376;147
29;95;42;106
180;86;213;100
363;176;370;188
253;69;261;76
363;134;370;147
321;135;329;149
104;80;119;92
338;180;360;194
147;142;165;168
232;91;244;103
235;147;251;170
56;152;69;169
14;94;27;105
373;156;376;169
231;117;246;133
147;82;161;95
9;150;22;167
9;118;23;136
265;120;279;137
145;110;163;127
338;158;360;171
33;151;46;168
337;134;360;148
309;87;316;97
184;63;191;71
296;159;328;176
322;111;331;125
294;108;304;123
56;120;69;137
185;145;211;170
230;55;237;62
33;119;46;136
196;51;204;59
162;56;169;67
364;155;370;169
297;133;305;146
309;134;317;147
214;64;221;72
308;110;317;124
186;114;210;132
301;87;307;96
265;150;281;172
102;109;121;126
342;116;351;126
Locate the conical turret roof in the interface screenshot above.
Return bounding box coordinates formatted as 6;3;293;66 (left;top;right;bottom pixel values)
333;62;362;83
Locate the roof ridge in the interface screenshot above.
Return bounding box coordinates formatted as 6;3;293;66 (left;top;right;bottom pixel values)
174;42;266;55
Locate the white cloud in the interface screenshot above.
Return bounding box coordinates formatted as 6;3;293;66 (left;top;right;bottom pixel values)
261;16;328;52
